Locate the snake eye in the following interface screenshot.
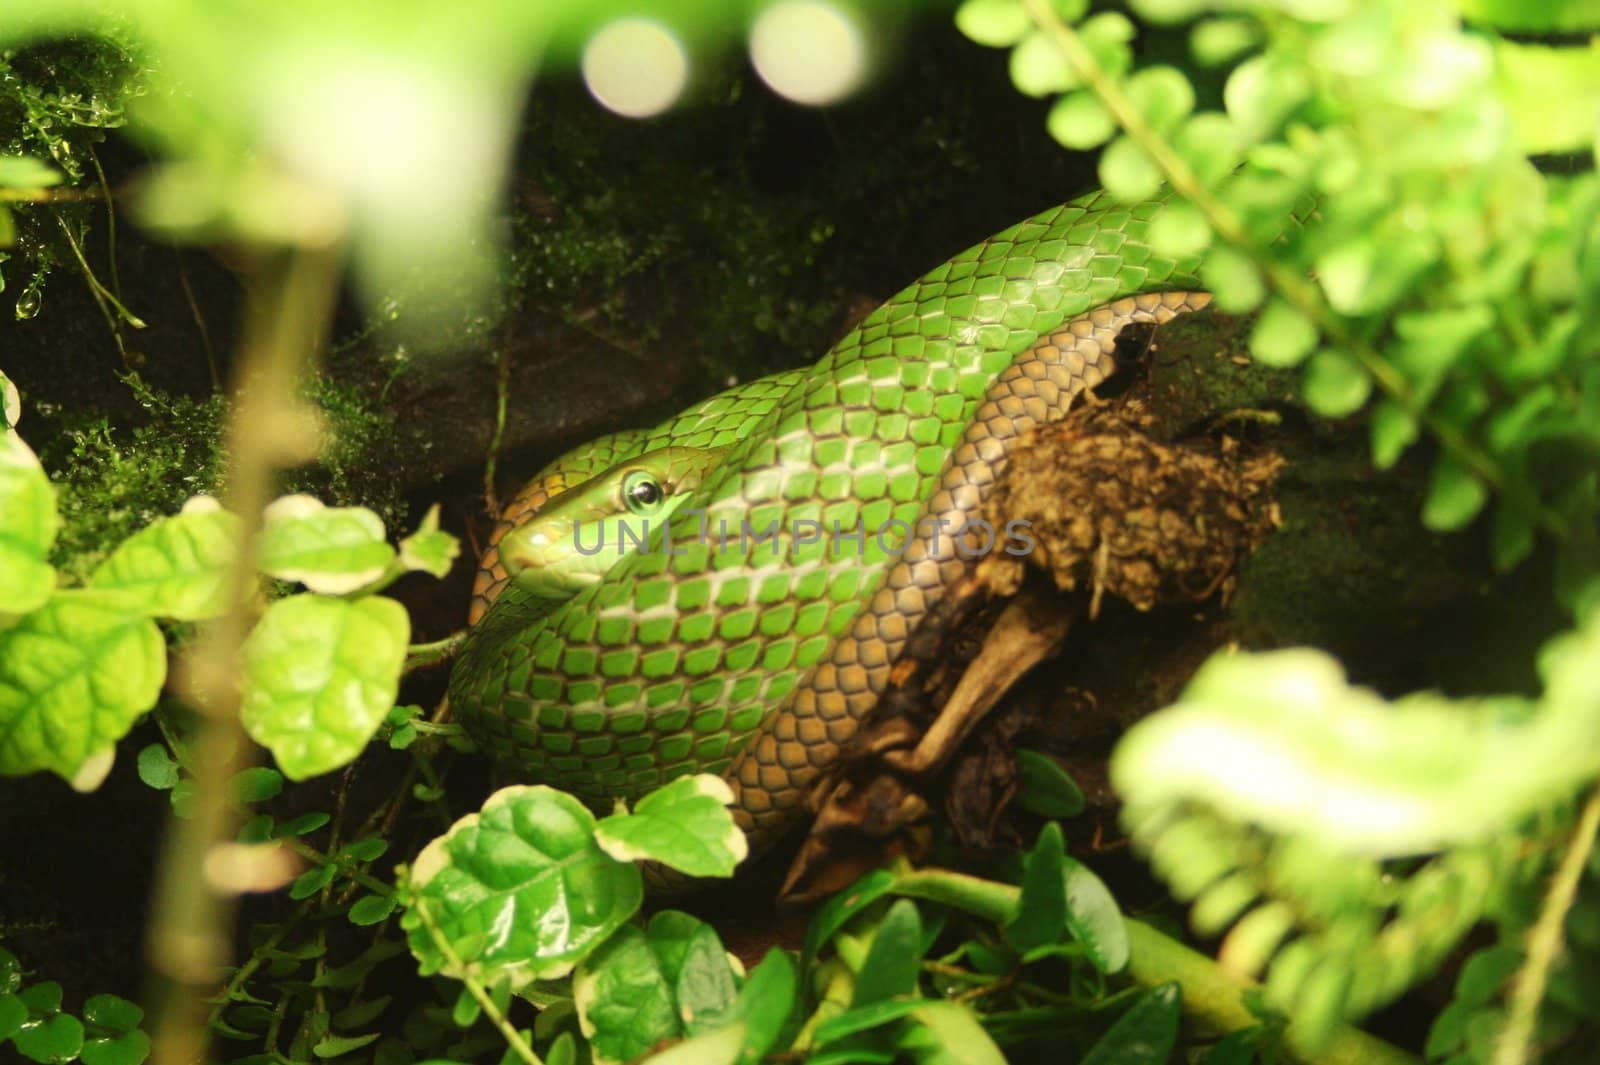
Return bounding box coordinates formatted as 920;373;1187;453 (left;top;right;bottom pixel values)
622;470;665;515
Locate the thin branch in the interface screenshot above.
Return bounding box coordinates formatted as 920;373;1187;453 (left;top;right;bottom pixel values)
1493;786;1600;1065
411;899;543;1065
145;241;343;1065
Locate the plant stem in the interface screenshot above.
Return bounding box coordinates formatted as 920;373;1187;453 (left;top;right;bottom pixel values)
412;899;543;1065
145;242;342;1065
890;868;1417;1065
405;630;467;672
1493;785;1600;1065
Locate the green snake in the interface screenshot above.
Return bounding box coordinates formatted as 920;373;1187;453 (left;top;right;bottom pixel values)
448;189;1208;860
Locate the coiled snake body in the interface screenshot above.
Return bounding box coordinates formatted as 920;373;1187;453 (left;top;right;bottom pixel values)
449;190;1208;858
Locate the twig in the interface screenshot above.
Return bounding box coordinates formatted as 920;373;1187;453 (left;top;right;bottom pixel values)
411;899;543;1065
144;241;342;1065
1493;785;1600;1065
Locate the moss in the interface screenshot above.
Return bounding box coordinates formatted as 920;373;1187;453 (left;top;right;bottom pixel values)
40;372;410;580
43;376;226;580
0;35;144;312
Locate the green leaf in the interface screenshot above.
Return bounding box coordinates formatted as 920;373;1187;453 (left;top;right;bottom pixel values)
15;1015;86;1064
402;785;643;988
636;1021;747;1065
1249;299;1318;367
1190;18;1261;68
83;994;144;1034
1059;855;1129;973
1302;350;1371;418
0;428;60;617
1369;398;1419;470
1009;30;1076;98
1200;245;1264;313
1172;112;1240;188
900;1001;1007;1065
1047;92;1114;150
1224;55;1310;145
349;894;399;926
87;502;239;619
1130;0;1210;22
726;949;798;1065
1099;135;1162;203
20;982;62;1012
954;0;1030;48
1014;749;1085;818
1081;983;1180;1064
1005;823;1068;952
79;1031;151;1065
239;594;409;780
1457;0;1600;30
1422;456;1489;531
277;811;331;836
1124;66;1194;135
256;496;396;595
290;863;337;900
1;371;18;429
0;156;63;189
451;985;480;1028
852;900;923;1006
332;995;391;1031
313;1032;381;1058
0;206;14;248
594;773;747;878
344;837;389;862
642;912;739;1034
231;766;284;803
813;997;941;1047
0;993;27;1041
803;868;897;964
1489;497;1537;572
1148;200;1211;259
0;591;165;785
136;745;180;790
397;505;460;578
574;925;685;1065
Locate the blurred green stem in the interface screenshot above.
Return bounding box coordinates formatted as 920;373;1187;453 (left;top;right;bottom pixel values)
1493;784;1600;1065
891;867;1417;1065
145;241;342;1065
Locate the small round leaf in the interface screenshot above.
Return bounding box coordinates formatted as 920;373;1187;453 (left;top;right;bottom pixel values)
954;0;1031;48
594;774;748;879
1099;135;1162;202
1249;299;1318;367
240;594;409;780
1148;200;1212;259
1047;91;1115;150
1302;350;1371;417
1010;30;1077;97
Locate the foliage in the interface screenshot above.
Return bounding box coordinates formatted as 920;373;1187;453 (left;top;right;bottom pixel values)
2;1;1600;1064
0;33;140;310
952;0;1600;1058
0;942;150;1065
39;372;410;583
0;369;453;786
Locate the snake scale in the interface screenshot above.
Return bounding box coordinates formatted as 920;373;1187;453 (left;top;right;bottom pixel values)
448;189;1209;860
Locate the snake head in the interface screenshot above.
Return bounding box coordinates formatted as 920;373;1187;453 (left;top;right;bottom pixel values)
500;445;727;599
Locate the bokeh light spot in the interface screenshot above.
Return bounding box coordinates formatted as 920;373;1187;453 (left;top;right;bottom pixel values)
750;1;867;106
583;18;689;118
